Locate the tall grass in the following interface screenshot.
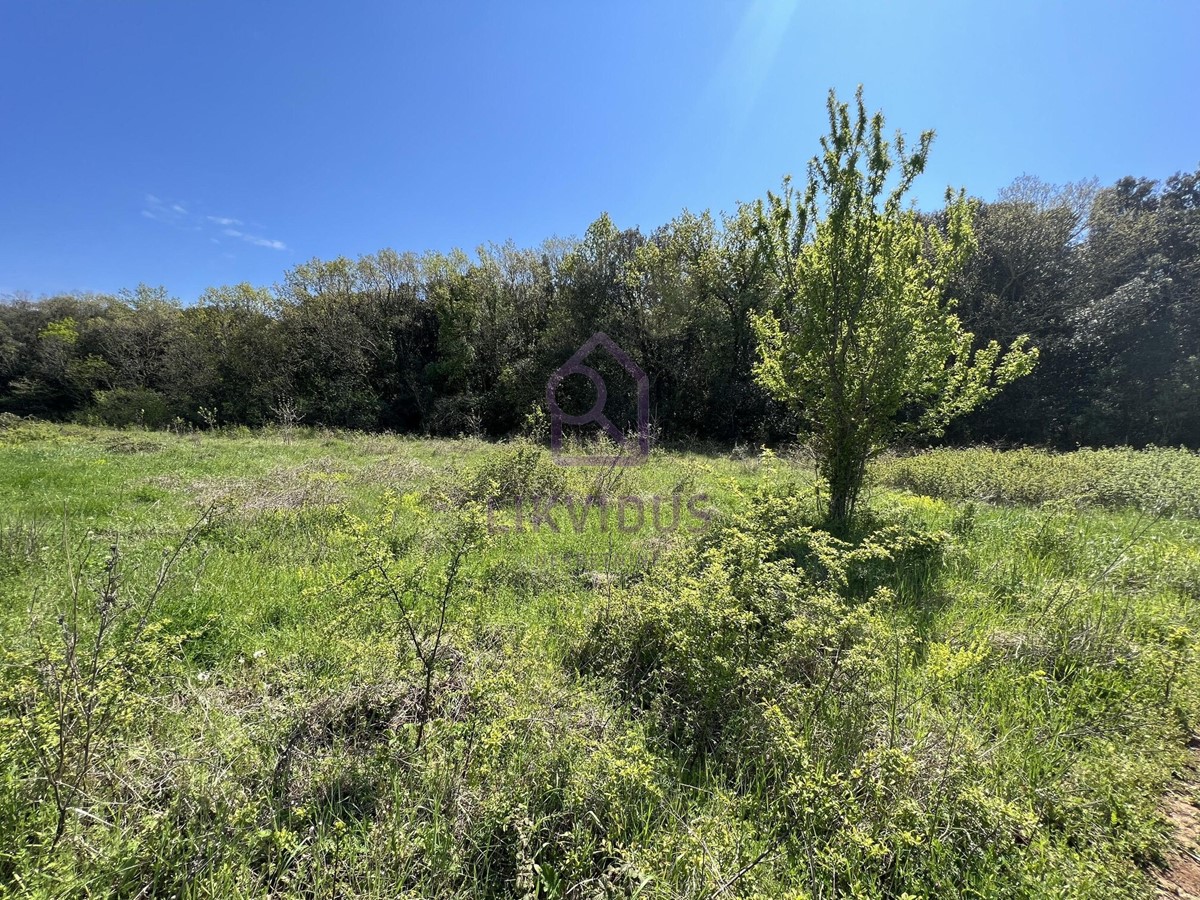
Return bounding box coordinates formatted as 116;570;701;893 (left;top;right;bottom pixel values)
0;427;1197;897
877;446;1200;516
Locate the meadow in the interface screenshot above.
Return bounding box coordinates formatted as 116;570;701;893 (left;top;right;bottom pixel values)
2;418;1200;898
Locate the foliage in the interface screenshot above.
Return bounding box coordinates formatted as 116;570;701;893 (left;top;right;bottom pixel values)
1;516;208;867
1;157;1197;451
752;87;1037;524
575;483;942;755
0;426;1198;896
457;441;569;504
87;386;171;428
576;476;1199;895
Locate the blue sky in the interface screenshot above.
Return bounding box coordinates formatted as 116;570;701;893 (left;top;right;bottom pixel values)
2;1;1197;302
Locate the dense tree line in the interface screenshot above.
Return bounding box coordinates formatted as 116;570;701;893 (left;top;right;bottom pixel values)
1;166;1197;448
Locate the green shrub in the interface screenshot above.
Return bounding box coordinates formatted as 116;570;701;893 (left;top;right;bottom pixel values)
0;413;67;446
88;387;173;429
571;479;1200;895
570;489;1056;893
451;441;568;505
574;486;940;753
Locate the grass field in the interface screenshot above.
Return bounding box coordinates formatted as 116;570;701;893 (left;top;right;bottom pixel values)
2;420;1200;898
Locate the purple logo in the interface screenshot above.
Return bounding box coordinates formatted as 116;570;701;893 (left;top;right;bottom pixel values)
547;332;649;466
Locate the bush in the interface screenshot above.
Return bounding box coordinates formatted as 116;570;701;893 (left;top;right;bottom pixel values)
452;441;568;505
571;489;1062;892
574;487;923;757
570;480;1200;894
88;387;173;429
0;413;67;446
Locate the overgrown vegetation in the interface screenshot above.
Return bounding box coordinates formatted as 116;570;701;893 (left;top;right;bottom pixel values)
878;446;1200;517
2;425;1199;897
1;163;1197;450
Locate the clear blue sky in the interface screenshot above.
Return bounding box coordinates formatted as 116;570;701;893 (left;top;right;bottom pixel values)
2;1;1197;302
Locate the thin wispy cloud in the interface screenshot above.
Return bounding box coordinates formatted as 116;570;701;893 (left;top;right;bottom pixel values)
141;195;286;251
223;228;287;251
141;194;188;223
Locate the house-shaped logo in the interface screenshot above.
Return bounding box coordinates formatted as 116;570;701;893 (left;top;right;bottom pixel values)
546;332;649;466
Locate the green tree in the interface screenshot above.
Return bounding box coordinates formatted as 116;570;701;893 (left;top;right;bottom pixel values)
278;257;388;429
96;285;181;391
945;177;1095;445
0;319;19;380
169;283;286;425
1073;169;1200;445
753;88;1037;526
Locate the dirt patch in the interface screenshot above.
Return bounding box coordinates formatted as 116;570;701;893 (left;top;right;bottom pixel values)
1155;742;1200;898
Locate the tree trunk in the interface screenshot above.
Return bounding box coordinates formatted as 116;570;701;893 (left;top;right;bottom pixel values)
824;437;866;530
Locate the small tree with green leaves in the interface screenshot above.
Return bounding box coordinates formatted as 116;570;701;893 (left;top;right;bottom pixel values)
753;87;1038;527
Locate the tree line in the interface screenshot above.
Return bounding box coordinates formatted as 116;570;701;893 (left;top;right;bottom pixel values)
1;165;1197;449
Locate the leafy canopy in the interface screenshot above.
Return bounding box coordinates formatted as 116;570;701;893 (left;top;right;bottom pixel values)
753;87;1038;522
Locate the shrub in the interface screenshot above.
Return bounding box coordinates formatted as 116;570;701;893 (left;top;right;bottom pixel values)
0;413;67;446
571;489;1066;893
574;486;944;758
88;387;172;429
451;441;568;506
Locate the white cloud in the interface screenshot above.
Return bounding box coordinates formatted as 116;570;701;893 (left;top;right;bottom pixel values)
143;195;286;250
223;228;287;250
245;235;287;250
142;194;186;222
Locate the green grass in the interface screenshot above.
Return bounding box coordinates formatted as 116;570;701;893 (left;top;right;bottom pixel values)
877;446;1200;516
1;424;1199;897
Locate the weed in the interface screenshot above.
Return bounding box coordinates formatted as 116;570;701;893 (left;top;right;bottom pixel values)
0;426;1198;896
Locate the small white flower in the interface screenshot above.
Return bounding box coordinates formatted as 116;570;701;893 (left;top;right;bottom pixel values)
196;672;210;683
253;649;266;659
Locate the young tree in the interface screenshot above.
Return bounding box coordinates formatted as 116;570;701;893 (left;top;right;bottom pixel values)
753;88;1037;526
